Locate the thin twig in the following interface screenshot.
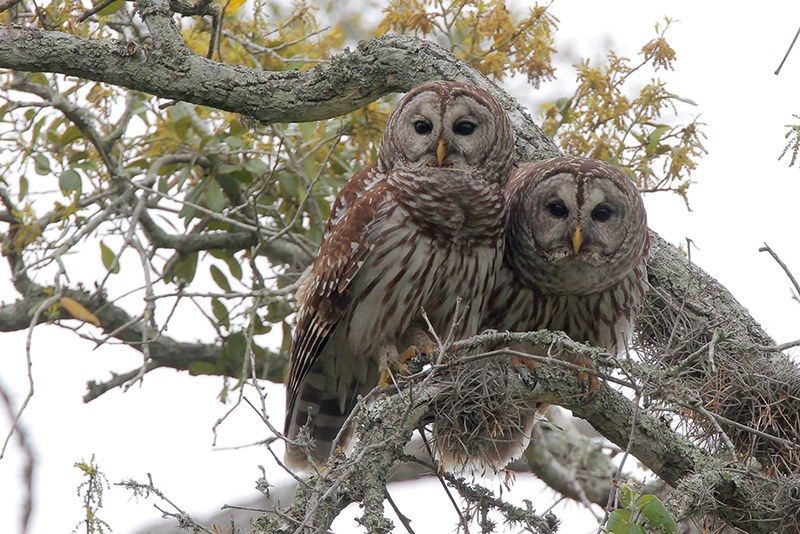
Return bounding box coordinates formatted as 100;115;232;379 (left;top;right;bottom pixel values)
775;24;800;75
760;242;800;302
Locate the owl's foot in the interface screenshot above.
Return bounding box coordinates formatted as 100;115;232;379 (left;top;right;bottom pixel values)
510;354;597;398
378;342;400;388
405;327;440;362
571;356;598;398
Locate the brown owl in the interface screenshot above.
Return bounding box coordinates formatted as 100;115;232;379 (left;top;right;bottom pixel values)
455;156;650;471
284;81;515;470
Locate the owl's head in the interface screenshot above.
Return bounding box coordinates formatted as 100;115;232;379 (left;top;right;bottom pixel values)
377;81;514;183
505;156;649;295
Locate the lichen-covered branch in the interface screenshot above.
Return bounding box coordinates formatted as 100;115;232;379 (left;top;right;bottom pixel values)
639;234;800;474
0;269;285;390
257;331;796;534
0;30;557;163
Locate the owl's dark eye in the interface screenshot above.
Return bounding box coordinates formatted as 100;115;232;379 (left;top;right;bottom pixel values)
453;121;476;135
546;201;568;218
414;120;433;134
591;204;613;222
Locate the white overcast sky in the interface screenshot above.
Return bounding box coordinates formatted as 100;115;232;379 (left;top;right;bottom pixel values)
2;2;800;533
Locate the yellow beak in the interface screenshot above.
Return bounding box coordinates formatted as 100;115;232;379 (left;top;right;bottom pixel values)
436;138;447;166
572;225;584;254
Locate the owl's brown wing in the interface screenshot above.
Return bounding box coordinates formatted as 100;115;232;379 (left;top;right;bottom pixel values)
322;165;381;241
284;174;390;435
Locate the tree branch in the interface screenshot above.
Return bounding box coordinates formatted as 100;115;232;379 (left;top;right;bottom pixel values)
262;332;797;534
0;30;557;163
0;283;286;392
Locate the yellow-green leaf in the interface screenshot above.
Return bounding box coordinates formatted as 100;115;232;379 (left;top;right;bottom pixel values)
59;297;101;327
100;241;120;274
12;223;42;251
18;176;28;201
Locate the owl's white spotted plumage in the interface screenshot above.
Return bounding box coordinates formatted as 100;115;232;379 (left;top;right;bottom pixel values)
284;81;515;469
469;156;649;471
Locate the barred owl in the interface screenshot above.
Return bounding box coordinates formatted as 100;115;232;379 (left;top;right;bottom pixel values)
284;81;515;470
472;155;650;470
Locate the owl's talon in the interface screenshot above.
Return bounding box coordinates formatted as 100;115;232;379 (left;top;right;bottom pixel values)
398;345;417;369
419;341;439;360
573;356;598;398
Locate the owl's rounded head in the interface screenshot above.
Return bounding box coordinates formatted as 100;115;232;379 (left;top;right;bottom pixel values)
505;156;649;295
377;81;514;183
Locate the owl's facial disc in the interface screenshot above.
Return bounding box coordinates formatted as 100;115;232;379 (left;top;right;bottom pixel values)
391;91;498;172
535;177;630;262
515;171;642;294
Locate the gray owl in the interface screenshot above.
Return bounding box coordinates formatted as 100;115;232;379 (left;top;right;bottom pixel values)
284;81;515;470
439;156;650;472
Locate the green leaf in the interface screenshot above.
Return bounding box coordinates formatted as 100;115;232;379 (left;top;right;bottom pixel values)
210;265;231;292
619;483;637;508
251;314;271;335
179;183;203;221
204;179;226;212
96;0;123;16
209;250;243;280
171;252;198;283
99;241;120;274
224;136;243;150
31;117;47;145
59;169;82;195
60;125;84;146
640;495;678;533
606;510;632;534
646;125;670;156
221;331;245;364
211;298;229;329
226;256;243;280
18;176;28;201
555;96;573;116
244;159;269;176
34;154;51;175
28;72;48;86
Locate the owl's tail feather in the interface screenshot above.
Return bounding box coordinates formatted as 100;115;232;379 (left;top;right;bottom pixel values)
284;389;355;471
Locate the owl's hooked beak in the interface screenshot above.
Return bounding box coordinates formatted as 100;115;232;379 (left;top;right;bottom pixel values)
572;225;584;254
436;138;447;166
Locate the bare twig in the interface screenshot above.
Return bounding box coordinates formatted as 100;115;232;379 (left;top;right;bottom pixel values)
775;24;800;75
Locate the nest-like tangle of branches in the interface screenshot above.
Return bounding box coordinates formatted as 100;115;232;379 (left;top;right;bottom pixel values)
667;469;800;533
430;357;541;474
635;282;800;475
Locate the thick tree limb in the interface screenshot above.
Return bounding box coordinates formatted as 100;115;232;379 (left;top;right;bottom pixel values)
0;29;557;163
